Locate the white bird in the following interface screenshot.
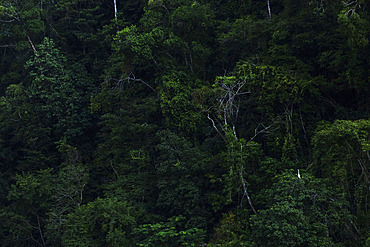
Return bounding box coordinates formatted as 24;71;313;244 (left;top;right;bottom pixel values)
298;169;301;179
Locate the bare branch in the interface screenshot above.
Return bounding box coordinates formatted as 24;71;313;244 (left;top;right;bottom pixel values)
0;18;15;23
239;143;257;213
207;114;227;142
36;215;46;247
78;184;85;208
127;72;158;94
240;172;257;214
267;0;271;19
0;44;17;47
111;160;120;179
28;230;44;247
113;0;117;20
248;123;275;143
215;77;250;135
26;34;37;53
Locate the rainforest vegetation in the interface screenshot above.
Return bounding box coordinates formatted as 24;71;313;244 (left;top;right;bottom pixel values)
0;0;369;246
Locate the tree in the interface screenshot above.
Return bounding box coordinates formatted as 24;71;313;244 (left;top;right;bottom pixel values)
62;197;137;247
311;119;370;245
0;0;51;90
158;70;207;135
3;168;54;247
250;171;353;247
25;37;94;147
90;70;160;209
44;138;89;246
134;215;206;247
155;129;211;229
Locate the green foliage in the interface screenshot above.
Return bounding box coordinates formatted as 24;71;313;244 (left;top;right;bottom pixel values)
0;37;94;173
8;169;54;210
335;10;369;91
62;197;137;247
53;0;117;75
45;139;89;245
26;37;93;140
113;0;216;77
215;138;263;209
4;169;54;246
0;0;45;45
236;62;320;115
216;16;255;70
155;130;211;228
134;215;205;246
0;0;369;246
208;211;250;246
159;71;206;133
90;74;160;207
250;171;352;247
0;210;39;246
311;119;370;244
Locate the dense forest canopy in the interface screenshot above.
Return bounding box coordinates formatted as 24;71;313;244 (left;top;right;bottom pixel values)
0;0;369;246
